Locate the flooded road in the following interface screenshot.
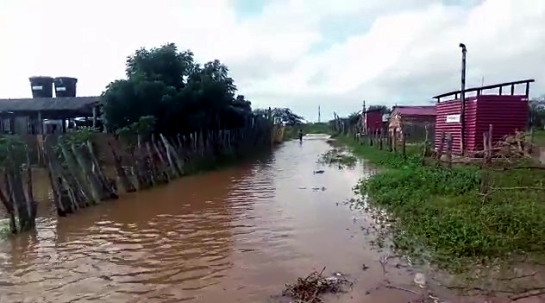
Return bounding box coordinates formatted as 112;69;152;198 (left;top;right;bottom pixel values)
1;135;429;303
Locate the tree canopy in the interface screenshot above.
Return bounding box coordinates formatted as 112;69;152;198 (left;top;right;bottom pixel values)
101;43;254;135
254;107;305;126
529;95;545;129
366;105;391;113
347;112;361;125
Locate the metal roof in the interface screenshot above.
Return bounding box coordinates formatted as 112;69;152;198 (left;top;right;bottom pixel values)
0;96;99;112
392;106;436;116
433;79;535;100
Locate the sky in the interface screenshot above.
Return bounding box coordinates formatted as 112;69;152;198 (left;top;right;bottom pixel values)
0;0;544;122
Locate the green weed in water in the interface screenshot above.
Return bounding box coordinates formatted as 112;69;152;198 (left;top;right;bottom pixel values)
0;221;11;240
319;148;357;168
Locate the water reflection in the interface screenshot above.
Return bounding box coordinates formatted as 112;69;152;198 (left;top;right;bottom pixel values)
1;155;271;302
0;135;418;303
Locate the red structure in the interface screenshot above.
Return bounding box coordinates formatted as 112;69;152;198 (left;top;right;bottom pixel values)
433;79;534;155
362;108;386;133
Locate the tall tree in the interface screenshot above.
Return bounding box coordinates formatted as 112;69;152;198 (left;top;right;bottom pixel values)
101;43;255;135
125;43;194;89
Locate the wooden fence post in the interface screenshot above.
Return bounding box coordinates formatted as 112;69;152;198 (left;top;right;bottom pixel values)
393;128;397;153
424;125;430;156
528;127;534;154
485;124;493;164
420;142;427;165
436;132;445;161
483;131;489;166
402;133;406;157
446;133;453;169
387;129;392;152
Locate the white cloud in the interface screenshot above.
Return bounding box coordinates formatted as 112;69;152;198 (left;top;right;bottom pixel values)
0;0;544;121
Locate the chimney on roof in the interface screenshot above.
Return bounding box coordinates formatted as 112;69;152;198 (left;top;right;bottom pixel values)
54;77;78;97
29;76;54;98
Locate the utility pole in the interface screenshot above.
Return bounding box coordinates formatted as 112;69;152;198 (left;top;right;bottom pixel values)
362;100;366;134
459;43;467;155
318;106;321;123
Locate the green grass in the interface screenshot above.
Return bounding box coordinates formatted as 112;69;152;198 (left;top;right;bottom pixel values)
303;122;332;134
0;221;11;240
336;134;545;273
336;135;423;169
284;123;332;140
283;127;299;140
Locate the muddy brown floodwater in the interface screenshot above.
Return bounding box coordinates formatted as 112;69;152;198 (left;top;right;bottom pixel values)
0;135;473;303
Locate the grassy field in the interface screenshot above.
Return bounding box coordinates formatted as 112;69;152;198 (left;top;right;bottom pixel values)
534;129;545;146
303;122;331;134
284;122;332;140
336;135;545;273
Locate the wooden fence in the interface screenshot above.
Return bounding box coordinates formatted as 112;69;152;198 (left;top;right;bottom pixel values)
1;119;276;235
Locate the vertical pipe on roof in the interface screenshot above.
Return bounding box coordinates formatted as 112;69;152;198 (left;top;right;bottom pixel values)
459;43;467;155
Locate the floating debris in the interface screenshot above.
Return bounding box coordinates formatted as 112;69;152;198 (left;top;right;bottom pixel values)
313;170;325;174
282;268;353;303
414;273;426;288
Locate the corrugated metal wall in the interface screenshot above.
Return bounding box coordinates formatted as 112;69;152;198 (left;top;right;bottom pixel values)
364;111;384;133
473;95;528;151
435;95;528;154
435;98;466;154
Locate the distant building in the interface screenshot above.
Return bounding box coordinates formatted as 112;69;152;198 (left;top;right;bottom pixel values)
362;108;388;134
389;106;436;143
0;76;101;135
0;96;100;135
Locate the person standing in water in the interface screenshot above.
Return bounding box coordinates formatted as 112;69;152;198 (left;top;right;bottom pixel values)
298;128;303;142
